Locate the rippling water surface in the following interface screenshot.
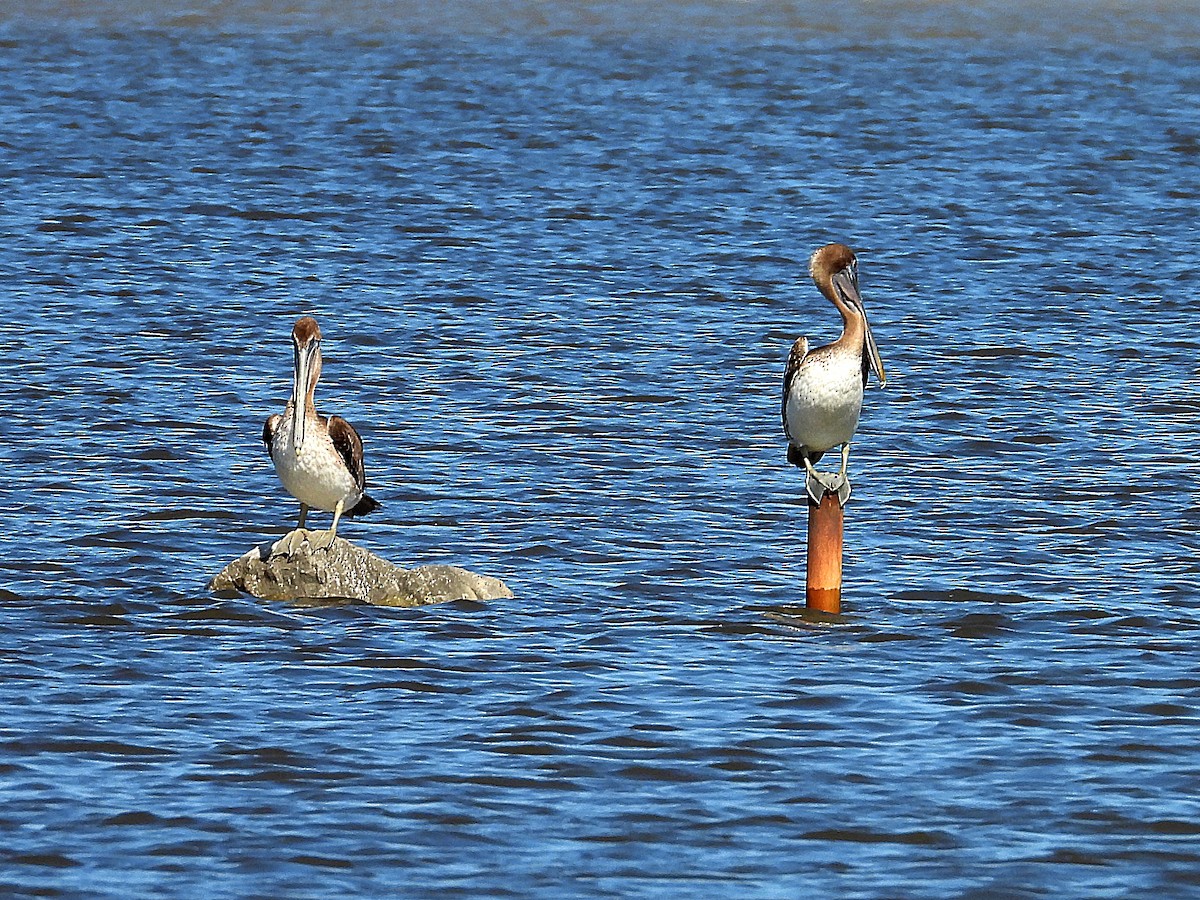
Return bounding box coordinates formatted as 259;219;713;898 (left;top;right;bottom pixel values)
3;1;1200;896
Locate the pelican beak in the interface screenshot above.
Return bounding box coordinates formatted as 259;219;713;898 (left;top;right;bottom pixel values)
863;313;887;386
833;268;887;387
291;339;318;444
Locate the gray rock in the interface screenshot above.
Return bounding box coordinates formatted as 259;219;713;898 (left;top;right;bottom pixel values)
209;529;514;607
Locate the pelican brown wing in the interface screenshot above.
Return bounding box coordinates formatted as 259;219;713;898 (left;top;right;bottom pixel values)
263;413;282;455
327;415;365;489
328;415;380;517
781;335;809;435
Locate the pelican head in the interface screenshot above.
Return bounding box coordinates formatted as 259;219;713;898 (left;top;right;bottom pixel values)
290;315;323;445
810;243;886;387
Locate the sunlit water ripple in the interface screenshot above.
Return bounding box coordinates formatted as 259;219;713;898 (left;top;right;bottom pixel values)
2;2;1199;897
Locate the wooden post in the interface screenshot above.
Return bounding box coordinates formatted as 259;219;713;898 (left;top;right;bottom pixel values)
806;490;844;614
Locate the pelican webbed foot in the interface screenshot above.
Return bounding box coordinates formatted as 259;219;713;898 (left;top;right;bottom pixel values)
309;499;345;553
271;528;310;558
805;470;852;507
310;528;339;552
800;451;852;507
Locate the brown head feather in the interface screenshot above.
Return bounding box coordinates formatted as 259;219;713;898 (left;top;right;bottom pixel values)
808;243;857;282
292;315;322;346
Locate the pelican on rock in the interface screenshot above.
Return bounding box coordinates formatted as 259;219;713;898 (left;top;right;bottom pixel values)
263;315;380;553
782;243;886;506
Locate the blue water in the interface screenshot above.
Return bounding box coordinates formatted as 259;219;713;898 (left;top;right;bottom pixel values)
3;2;1200;896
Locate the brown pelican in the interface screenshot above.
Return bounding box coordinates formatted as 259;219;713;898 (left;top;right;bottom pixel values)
782;243;886;506
263;316;380;553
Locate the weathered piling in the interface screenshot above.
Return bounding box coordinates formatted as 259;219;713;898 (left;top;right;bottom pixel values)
805;489;844;614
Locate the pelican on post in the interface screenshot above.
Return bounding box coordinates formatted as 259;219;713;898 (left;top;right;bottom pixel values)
263;315;380;553
782;243;886;506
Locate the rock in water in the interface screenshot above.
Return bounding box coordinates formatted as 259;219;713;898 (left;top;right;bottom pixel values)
209;529;513;607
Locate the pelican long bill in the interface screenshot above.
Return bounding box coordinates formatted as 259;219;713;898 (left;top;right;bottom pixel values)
832;264;886;387
861;308;886;386
291;336;315;446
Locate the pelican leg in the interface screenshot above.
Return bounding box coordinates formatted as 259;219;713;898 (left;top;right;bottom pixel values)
801;455;827;506
297;503;308;530
312;499;344;551
835;443;853;507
